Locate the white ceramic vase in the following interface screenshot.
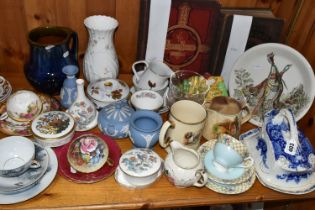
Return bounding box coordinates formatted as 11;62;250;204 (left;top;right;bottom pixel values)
83;15;119;82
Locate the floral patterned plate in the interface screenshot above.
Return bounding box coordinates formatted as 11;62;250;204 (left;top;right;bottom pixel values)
55;132;121;183
0;76;12;103
228;43;315;126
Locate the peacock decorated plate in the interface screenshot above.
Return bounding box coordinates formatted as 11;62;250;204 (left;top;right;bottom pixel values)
228;43;315;127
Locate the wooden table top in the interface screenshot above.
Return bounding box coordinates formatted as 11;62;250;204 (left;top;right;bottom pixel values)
0;73;315;210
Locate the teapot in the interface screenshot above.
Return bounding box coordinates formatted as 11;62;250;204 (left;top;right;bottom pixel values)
164;141;207;188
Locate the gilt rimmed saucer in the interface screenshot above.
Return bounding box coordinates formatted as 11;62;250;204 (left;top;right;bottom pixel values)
0;142;49;194
55;132;121;183
205;172;256;194
198;140;254;185
240;128;315;194
0;146;58;204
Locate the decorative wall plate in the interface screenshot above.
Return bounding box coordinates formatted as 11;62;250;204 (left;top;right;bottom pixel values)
229;43;315;126
0;76;12;103
0;146;58;204
55;132;121;183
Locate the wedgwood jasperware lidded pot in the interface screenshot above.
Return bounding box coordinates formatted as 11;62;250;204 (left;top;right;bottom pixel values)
24;26;78;95
164;141;207;188
98;99;134;139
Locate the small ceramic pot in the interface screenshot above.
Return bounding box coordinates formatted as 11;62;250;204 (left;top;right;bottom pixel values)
119;148;162;186
98;99;134;139
164;141;207;188
31;111;75;147
87;78;130;109
0;136;39;177
6;90;42;122
130;90;163;111
67;134;110;173
129;110;163;148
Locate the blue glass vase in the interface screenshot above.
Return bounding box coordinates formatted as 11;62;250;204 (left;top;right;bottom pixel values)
60;65;79;109
24;26;78;95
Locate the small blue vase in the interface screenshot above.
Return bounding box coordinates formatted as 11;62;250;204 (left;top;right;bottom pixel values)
60;65;79;108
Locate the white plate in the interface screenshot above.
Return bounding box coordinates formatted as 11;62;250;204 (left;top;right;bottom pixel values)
240;128;315;194
0;147;58;204
228;43;315;126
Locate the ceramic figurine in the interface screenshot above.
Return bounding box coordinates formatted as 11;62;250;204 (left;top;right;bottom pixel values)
83;15;119;82
60;65;78;109
68;79;98;131
98;99;134;139
24;26;78;95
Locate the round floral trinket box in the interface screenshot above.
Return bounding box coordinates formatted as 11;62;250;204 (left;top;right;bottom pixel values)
31;111;75;147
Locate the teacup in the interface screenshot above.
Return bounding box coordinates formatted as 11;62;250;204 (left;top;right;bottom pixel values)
132;60;172;89
159;100;207;150
202;96;251;140
212;134;253;172
5;90;42;122
0;136;40;177
130;90;164;111
67;134;112;173
129;110;163;148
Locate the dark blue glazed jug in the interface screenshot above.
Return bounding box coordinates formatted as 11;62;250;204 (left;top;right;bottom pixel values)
24;26;78;95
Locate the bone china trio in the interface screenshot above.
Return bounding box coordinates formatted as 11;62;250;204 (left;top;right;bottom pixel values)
1;15;315;205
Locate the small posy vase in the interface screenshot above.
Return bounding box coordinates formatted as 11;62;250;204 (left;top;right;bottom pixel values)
68;79;97;131
83;15;119;82
164;141;207;188
98;99;134;139
60;65;78;109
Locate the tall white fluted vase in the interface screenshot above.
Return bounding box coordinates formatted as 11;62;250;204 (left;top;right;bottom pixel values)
83;15;119;82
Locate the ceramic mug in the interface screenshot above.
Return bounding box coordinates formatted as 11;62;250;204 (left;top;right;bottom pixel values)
159;100;207;150
212;134;253;172
164;141;207;188
132;60;172;89
129;110;163;148
202;96;251;140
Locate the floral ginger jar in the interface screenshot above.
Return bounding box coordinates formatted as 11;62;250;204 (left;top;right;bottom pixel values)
98;99;134;139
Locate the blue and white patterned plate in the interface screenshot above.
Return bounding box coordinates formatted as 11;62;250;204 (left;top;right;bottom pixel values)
240;128;315;195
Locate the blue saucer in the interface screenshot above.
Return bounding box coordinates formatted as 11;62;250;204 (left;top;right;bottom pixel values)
204;150;245;180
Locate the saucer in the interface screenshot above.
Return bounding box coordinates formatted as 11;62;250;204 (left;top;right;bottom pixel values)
198;140;254;184
205;172;256;194
0;146;58;204
204;150;245;180
115;163;163;189
0;76;12;103
240;128;315;194
55;132;121;183
0;142;49;194
75;111;98;131
130;87;169;114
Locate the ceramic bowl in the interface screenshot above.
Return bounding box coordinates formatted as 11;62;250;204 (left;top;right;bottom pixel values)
132;71;169;97
87;78;130;109
67;134;109;173
130;90;164;111
0;136;35;177
119;148;162;185
6;90;42;122
31;111;75;147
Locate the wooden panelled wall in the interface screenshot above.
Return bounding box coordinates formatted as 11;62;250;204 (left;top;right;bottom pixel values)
0;0;314;76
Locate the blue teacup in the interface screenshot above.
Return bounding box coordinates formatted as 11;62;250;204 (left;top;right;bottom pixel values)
129;110;163;148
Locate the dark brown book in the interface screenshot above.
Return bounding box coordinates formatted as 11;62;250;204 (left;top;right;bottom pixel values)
136;0;221;74
209;8;284;76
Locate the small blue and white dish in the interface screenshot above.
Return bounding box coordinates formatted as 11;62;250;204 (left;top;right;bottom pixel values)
262;109;315;173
